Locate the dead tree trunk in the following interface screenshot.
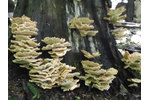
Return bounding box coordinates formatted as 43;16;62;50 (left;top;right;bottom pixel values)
9;0;140;99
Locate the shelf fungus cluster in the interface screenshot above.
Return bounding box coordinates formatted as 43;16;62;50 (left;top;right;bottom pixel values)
42;37;71;58
81;50;100;59
80;50;118;91
69;17;98;37
79;60;118;91
111;27;127;40
122;51;141;73
9;15;41;69
104;6;126;26
9;16;80;91
29;58;80;91
122;51;141;87
29;39;80;91
28;37;80;91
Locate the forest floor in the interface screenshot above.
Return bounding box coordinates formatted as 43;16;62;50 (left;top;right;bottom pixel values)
8;79;141;100
8;66;141;100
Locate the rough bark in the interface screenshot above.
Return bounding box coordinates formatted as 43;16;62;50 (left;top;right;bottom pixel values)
8;0;140;99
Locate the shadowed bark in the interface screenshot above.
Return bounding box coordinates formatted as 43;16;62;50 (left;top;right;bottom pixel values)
126;0;135;22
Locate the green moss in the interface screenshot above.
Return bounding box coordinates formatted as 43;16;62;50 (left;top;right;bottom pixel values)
75;0;81;2
27;82;40;99
75;96;81;100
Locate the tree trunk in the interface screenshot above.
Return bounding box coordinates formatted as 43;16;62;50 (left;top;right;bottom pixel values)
9;0;140;100
126;0;135;22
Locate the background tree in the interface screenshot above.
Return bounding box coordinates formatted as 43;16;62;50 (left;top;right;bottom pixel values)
126;0;135;22
9;0;140;99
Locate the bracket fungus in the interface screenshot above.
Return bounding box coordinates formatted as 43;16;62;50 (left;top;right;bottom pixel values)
79;60;118;91
104;6;126;26
69;17;98;37
122;51;141;73
127;78;141;87
29;58;80;91
122;51;141;87
9;15;41;69
9;16;80;91
111;27;127;40
42;37;71;58
39;37;80;91
29;36;80;91
81;50;100;59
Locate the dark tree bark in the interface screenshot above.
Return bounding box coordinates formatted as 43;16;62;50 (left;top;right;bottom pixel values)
9;0;140;100
8;0;15;12
126;0;135;22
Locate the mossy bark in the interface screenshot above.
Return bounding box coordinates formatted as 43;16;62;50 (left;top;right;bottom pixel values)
9;0;140;99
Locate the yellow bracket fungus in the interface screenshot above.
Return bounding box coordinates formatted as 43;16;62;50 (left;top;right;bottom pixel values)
122;51;141;73
104;6;126;26
81;50;100;59
127;78;141;87
29;58;80;91
9;15;41;69
69;17;98;37
9;16;80;91
29;36;80;91
111;27;127;40
42;37;71;58
121;51;141;87
41;37;80;91
79;60;118;91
